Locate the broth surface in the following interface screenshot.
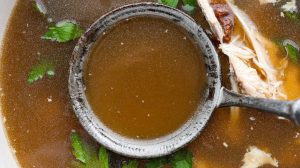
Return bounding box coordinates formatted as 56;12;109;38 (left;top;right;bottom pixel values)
1;0;300;168
85;17;206;139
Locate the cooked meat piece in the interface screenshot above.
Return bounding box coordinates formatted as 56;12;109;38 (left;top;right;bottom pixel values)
197;0;286;99
241;146;278;168
211;3;235;42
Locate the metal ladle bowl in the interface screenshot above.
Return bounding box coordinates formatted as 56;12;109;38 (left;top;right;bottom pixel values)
69;2;300;158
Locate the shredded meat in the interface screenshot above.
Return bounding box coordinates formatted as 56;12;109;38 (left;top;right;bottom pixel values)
197;0;286;99
211;3;235;42
241;146;278;168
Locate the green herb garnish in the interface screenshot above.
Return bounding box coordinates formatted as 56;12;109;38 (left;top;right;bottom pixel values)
99;146;109;168
42;20;83;43
71;132;89;163
170;149;193;168
71;132;109;168
182;0;197;6
122;160;139;168
280;39;300;65
70;133;193;168
145;149;193;168
27;60;55;84
285;44;300;64
182;4;196;15
181;0;197;15
284;11;299;21
145;158;168;168
158;0;179;8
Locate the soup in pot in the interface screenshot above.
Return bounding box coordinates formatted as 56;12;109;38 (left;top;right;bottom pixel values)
1;0;300;167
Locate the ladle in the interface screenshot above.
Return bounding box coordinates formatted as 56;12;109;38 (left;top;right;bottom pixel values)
69;2;300;158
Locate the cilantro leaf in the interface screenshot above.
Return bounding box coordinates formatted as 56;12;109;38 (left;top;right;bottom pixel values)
281;39;300;65
33;0;47;15
145;158;168;168
99;146;109;168
122;160;138;168
27;60;55;84
158;0;179;8
42;21;83;43
170;149;193;168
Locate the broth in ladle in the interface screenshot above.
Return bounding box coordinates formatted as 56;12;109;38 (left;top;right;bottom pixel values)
85;16;207;139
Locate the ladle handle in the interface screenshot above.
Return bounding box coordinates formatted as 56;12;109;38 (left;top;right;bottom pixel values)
217;87;300;124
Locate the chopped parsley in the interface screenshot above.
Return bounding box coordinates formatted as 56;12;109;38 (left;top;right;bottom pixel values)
182;4;196;15
27;60;55;84
157;0;197;14
284;11;299;21
71;132;89;163
70;132;193;168
158;0;179;8
144;149;193;168
182;0;197;14
42;20;84;43
145;158;168;168
71;132;109;168
280;39;300;65
182;0;197;7
99;146;109;168
170;149;193;168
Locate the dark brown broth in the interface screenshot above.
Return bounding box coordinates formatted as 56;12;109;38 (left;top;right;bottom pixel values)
1;0;300;168
85;17;206;139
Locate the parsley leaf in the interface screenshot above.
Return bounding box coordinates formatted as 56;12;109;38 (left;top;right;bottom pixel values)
170;149;193;168
182;4;196;15
181;0;197;15
27;60;55;84
71;132;107;168
71;132;88;164
122;160;139;168
42;21;83;43
158;0;179;8
281;39;300;65
182;0;197;6
99;146;109;168
145;158;168;168
284;11;299;22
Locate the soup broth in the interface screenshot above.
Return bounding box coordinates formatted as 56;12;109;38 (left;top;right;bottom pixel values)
85;17;206;139
1;0;300;168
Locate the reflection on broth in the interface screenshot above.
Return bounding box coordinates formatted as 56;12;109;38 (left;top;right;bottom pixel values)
85;17;206;139
1;0;300;167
